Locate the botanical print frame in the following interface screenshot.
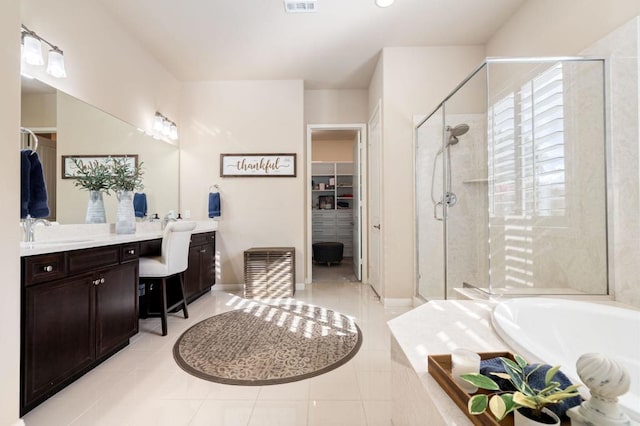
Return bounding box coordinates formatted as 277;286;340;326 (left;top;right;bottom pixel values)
61;155;138;179
220;153;297;177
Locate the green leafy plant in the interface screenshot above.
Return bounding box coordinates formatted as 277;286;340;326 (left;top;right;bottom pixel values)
462;355;580;421
71;158;112;193
109;157;144;192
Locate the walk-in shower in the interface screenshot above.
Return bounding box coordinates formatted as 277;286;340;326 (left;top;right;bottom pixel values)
416;57;608;300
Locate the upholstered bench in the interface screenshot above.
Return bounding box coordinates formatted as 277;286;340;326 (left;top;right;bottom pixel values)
312;242;344;266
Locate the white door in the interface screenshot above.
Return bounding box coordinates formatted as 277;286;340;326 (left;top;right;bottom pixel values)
352;132;362;280
368;102;382;297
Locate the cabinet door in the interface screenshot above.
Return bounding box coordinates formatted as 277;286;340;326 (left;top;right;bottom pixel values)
184;244;202;301
23;273;95;411
199;242;215;292
95;262;138;358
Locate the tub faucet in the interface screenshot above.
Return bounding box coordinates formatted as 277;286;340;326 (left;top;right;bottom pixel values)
22;215;51;242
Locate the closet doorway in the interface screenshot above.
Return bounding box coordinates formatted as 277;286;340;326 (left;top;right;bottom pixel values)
306;124;367;284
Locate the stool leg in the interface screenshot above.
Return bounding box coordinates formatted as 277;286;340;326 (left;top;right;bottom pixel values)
178;272;189;319
160;277;168;336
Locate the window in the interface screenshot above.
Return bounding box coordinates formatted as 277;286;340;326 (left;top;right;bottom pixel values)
489;63;566;218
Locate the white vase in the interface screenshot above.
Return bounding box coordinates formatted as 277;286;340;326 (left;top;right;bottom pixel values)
86;190;106;224
514;408;560;426
115;190;136;234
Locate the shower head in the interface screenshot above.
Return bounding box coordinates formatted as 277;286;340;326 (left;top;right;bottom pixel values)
445;123;470;146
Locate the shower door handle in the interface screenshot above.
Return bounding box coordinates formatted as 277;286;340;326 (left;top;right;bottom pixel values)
433;200;444;221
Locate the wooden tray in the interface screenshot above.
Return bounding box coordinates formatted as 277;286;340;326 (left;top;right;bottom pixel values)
428;352;570;426
428;351;513;426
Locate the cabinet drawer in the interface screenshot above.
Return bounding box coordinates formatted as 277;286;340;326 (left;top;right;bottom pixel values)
120;243;139;263
190;233;209;246
139;239;161;256
312;211;336;220
68;246;120;274
23;253;67;286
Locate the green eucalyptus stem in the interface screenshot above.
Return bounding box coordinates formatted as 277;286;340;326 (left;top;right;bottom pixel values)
71;158;112;194
108;157;144;192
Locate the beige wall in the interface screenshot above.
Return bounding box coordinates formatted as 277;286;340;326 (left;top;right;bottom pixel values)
21;92;56;128
179;80;305;285
377;46;486;301
21;0;181;133
486;0;640;56
1;3;21;425
312;139;354;162
305;89;368;124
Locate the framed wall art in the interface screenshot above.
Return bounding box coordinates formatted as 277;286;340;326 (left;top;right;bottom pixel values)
220;153;296;177
61;155;138;179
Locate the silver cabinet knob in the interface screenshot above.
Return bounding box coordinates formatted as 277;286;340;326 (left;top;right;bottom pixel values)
44;265;53;272
128;249;135;255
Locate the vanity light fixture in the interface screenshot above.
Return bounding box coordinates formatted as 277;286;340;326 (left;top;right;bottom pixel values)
153;112;179;141
375;0;394;7
21;25;67;78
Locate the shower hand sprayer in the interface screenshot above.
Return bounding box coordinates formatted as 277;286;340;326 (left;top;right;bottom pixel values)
430;123;470;220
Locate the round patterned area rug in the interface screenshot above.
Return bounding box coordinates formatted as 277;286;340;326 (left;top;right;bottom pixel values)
173;301;362;385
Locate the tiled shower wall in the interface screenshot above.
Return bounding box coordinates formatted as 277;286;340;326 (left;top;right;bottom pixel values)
583;17;640;308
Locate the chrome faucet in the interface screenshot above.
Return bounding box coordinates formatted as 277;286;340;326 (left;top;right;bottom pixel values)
162;212;177;230
22;214;51;242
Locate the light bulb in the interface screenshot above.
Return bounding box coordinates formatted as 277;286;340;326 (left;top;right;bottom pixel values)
375;0;394;7
169;124;178;140
46;49;67;78
22;33;44;66
162;119;171;136
153;114;164;132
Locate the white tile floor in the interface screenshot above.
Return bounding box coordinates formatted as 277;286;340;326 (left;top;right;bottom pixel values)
22;280;411;426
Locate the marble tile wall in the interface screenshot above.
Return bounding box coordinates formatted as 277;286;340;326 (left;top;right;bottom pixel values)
582;17;640;307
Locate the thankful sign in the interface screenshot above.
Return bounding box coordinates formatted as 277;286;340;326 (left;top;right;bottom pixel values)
220;154;297;177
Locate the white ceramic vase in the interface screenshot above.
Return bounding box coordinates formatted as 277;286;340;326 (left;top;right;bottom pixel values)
115;190;136;234
514;408;560;426
86;190;106;224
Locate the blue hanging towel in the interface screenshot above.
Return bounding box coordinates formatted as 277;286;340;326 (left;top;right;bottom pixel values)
133;192;148;218
208;192;221;218
27;151;49;218
20;150;31;219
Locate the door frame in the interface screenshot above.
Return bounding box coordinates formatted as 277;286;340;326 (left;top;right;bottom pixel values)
306;123;368;284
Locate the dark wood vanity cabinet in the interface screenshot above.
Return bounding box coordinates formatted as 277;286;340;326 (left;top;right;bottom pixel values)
21;243;139;415
184;231;216;302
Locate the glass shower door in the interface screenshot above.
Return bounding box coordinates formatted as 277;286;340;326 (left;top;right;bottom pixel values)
415;107;446;299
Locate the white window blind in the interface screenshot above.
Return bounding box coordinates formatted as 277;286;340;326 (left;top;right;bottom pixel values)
489;63;565;218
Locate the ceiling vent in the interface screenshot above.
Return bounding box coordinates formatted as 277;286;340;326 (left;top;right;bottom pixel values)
283;0;317;13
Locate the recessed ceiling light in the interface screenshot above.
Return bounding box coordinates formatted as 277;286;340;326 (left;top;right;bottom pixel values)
284;0;318;13
375;0;394;7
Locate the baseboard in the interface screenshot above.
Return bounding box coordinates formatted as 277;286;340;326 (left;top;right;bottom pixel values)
212;284;242;292
383;298;413;308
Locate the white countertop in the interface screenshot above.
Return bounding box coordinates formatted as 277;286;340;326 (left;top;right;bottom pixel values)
20;220;218;257
387;300;513;425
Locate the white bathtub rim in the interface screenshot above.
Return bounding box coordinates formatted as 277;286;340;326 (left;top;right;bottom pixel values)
491;297;640;422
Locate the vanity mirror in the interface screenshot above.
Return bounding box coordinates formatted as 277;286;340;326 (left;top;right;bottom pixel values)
21;77;179;224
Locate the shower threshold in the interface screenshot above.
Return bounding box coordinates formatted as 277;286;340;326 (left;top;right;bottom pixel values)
459;282;610;299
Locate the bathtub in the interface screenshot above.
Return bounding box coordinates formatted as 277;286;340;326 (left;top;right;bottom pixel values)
492;298;640;421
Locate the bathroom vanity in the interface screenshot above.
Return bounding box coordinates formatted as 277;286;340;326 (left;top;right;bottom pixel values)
19;221;217;415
